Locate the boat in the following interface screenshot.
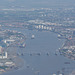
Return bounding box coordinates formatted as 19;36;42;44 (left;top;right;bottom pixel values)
64;62;70;64
19;43;26;48
46;53;50;56
31;35;35;39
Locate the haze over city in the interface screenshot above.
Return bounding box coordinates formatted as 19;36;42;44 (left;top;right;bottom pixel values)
0;0;75;75
0;0;75;8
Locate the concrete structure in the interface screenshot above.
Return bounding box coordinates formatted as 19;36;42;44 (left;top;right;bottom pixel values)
35;25;52;31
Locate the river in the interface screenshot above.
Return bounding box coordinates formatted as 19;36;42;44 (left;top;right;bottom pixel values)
1;27;75;75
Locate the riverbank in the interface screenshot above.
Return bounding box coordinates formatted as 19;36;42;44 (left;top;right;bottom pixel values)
1;27;75;75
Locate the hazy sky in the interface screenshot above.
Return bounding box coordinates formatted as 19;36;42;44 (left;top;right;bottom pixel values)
0;0;75;8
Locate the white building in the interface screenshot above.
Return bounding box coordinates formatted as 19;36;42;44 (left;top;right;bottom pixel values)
5;62;15;66
0;52;7;59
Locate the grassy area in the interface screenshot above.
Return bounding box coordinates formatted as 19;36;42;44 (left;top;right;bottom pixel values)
0;66;8;70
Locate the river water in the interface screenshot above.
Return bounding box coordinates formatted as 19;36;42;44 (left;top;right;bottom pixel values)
1;27;75;75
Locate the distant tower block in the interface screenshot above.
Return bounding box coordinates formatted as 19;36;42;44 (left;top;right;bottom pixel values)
0;46;3;54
